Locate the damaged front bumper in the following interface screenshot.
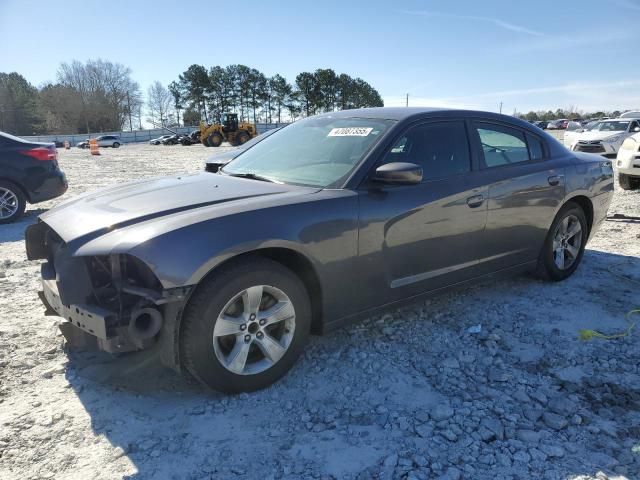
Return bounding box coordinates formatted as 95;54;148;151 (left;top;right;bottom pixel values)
27;221;192;367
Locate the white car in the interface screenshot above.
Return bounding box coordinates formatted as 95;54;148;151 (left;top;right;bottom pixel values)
149;135;173;145
77;135;122;149
616;132;640;190
564;118;640;157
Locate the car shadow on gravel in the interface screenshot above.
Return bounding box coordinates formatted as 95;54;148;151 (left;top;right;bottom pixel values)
60;248;640;479
0;208;46;243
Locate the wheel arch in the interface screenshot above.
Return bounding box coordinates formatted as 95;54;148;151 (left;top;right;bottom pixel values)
0;176;30;203
183;247;324;335
562;194;594;235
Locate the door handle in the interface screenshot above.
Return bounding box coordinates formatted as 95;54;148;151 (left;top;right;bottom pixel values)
466;194;484;208
548;175;563;186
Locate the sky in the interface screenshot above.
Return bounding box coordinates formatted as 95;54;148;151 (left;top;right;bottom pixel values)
1;0;639;115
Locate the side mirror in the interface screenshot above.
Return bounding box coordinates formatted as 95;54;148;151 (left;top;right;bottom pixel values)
634;126;640;132
373;162;422;185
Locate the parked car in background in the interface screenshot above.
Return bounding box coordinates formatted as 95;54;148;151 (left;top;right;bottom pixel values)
564;118;640;156
160;134;184;145
547;119;568;130
205;127;283;172
150;135;173;145
77;135;122;149
180;131;201;145
620;111;640;119
0;131;67;223
26;107;613;393
533;120;548;129
95;135;122;148
616;131;640;190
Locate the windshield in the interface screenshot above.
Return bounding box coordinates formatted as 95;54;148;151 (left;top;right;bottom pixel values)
221;116;395;187
239;127;280;149
595;121;629;132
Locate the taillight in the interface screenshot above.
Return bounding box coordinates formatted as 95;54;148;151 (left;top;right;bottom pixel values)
20;146;58;161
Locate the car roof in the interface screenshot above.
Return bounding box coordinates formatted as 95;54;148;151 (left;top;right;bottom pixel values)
312;107;540;126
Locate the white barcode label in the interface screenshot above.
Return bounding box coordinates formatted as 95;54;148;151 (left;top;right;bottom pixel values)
327;127;373;137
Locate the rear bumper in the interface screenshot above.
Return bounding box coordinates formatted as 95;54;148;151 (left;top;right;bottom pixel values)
29;170;68;203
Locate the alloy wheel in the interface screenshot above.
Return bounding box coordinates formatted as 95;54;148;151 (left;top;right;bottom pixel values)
212;285;296;375
0;187;19;220
552;214;582;270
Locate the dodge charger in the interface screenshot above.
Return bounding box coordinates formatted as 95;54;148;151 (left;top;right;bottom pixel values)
26;108;614;393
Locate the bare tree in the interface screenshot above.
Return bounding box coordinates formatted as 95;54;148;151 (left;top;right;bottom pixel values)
146;81;172;127
56;59;141;133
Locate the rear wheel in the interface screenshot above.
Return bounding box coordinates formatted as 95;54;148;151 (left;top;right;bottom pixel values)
180;257;311;393
0;181;26;224
236;131;250;145
208;133;223;147
537;203;588;281
619;173;640;190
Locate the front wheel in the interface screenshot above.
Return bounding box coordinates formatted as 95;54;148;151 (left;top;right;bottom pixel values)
208;133;223;147
537;203;588;281
180;257;311;393
113;142;120;148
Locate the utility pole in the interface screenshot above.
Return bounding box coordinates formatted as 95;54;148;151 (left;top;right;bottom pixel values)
406;93;409;107
126;92;133;131
499;101;503;114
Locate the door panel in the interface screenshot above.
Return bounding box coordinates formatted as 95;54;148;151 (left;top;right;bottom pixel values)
357;175;488;308
470;120;566;271
479;162;565;270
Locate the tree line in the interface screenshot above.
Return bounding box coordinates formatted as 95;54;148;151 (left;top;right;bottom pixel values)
147;64;384;128
0;60;384;136
515;107;624;122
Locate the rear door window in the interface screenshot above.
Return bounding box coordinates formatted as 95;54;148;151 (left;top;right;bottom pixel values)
475;123;530;168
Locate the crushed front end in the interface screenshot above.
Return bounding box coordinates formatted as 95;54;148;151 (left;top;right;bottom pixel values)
25;221;191;364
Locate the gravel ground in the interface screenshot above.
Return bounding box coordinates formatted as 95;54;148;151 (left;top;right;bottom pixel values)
1;141;639;480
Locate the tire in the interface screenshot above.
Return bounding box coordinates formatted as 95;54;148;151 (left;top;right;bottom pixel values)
618;173;640;190
208;133;223;147
202;136;211;147
0;180;26;224
236;131;250;145
536;202;588;281
113;142;120;148
180;257;311;393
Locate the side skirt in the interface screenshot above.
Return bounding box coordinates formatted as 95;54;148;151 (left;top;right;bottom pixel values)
321;260;537;334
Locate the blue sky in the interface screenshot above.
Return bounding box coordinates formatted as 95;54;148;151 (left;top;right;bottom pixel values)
1;0;639;114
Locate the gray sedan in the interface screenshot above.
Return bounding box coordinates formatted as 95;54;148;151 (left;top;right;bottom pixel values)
26;107;614;393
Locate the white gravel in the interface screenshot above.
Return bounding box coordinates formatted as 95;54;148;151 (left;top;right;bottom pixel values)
1;142;639;480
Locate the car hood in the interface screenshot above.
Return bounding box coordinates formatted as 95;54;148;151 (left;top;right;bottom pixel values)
575;130;625;141
205;148;244;164
40;172;315;244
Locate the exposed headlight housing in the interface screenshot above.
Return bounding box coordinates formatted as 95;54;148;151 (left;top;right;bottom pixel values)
603;135;623;144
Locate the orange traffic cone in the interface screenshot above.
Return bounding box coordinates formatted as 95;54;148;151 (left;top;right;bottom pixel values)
89;138;100;156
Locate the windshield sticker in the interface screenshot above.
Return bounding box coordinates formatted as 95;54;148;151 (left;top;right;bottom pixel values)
328;127;373;137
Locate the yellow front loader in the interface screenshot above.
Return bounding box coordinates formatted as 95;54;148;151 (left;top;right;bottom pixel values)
200;113;257;147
